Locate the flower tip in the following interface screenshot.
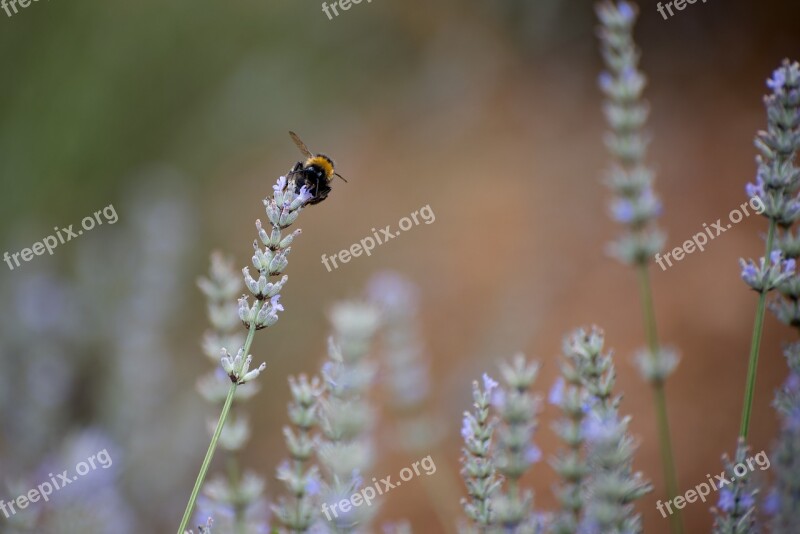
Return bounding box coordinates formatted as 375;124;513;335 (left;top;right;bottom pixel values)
482;373;499;393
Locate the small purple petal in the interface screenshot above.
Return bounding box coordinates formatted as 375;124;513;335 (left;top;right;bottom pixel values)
461;414;473;440
548;377;565;406
618;1;635;22
611;199;636;224
762;489;779;515
524;444;542;464
490;388;506;410
482;373;499;394
718;488;735;512
297;185;313;204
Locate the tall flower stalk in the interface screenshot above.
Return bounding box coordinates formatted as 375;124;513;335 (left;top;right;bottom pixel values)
459;375;502;533
549;353;590;533
367;272;461;534
177;175;314;534
196;252;268;533
273;374;324;532
765;342;800;532
711;440;761;534
564;327;652;534
459;357;545;534
739;60;800;440
595;2;681;531
316;301;381;533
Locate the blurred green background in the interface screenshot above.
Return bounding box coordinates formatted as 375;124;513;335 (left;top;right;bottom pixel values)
1;0;800;532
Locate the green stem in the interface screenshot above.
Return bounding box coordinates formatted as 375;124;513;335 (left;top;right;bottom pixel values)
227;455;246;534
636;263;683;534
177;383;238;534
739;220;777;440
177;313;260;534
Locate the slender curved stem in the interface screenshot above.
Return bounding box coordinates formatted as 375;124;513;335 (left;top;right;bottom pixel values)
739;220;777;439
177;315;260;534
637;263;683;534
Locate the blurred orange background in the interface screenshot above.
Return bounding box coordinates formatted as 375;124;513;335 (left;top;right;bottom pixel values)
1;0;799;532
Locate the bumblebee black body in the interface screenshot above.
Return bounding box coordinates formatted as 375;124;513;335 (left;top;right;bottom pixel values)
289;156;334;205
286;131;345;206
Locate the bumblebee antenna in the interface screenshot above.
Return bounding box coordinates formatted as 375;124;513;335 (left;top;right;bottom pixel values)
334;172;348;183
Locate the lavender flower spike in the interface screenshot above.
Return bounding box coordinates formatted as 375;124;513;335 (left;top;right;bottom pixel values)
177;173;314;534
490;355;544;532
765;342;800;532
596;0;665;266
459;375;502;531
739;60;800;443
563;327;652;534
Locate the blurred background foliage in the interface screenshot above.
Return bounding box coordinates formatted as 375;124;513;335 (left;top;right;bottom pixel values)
1;0;800;532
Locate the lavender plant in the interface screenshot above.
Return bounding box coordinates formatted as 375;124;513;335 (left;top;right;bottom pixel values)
765;342;800;532
708;58;800;534
272;374;323;532
366;273;438;451
460;374;502;532
711;440;761;534
549;356;590;533
490;356;543;533
740;59;800;440
195;252;269;533
563;327;651;534
316;301;381;533
595;2;681;531
177;174;314;534
459;356;546;534
367;272;461;533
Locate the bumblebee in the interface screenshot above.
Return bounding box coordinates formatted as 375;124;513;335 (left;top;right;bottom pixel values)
287;131;346;205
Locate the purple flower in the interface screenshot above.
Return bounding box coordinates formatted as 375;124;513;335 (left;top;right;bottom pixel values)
787;373;800;391
617;1;636;23
306;477;320;496
461;414;474;440
740;261;759;285
762;489;779;515
740;491;756;510
296;185;313;205
745;181;764;199
482;373;498;394
611;199;636;224
582;411;620;443
270;294;284;312
524;444;542;464
273;175;287;193
718;488;735;512
767;68;788;92
548;377;565;406
490;388;506;410
598;72;614;93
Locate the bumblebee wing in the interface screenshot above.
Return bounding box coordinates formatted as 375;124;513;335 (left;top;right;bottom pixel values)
289;131;314;158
